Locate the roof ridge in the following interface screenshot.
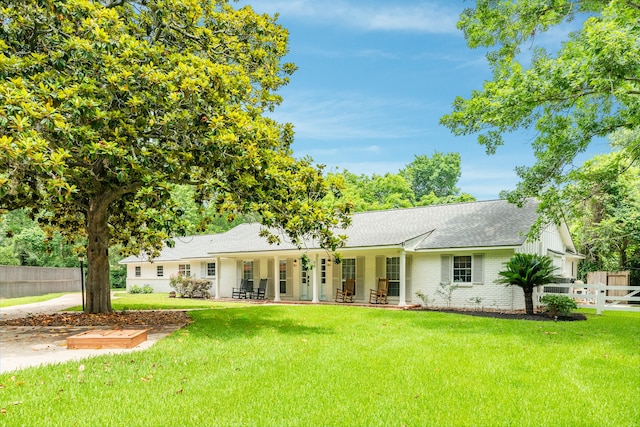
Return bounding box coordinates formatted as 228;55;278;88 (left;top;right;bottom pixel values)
348;198;515;217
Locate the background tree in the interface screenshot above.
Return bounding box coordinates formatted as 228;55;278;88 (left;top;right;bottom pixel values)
0;0;350;313
440;1;640;232
0;209;79;267
496;253;557;315
325;152;475;212
564;132;640;283
401;151;462;200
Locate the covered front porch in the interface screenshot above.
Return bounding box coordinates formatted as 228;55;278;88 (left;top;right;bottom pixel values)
210;247;412;306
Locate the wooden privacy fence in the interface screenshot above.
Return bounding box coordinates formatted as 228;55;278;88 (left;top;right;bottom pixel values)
0;265;81;299
542;282;640;315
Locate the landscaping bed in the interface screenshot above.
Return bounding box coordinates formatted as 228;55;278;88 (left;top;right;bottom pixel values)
405;305;587;321
0;311;191;327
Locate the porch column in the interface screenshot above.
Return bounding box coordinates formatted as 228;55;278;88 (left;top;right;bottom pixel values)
215;256;221;300
273;255;281;302
312;253;319;303
398;249;407;307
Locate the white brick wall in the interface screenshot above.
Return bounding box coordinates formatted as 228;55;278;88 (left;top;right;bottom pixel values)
410;249;528;311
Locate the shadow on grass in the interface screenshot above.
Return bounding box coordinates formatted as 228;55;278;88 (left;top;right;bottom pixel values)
185;305;334;341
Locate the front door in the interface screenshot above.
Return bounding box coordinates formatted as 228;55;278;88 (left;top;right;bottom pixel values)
300;268;311;300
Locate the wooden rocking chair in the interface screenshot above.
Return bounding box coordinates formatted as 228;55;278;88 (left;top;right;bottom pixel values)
369;278;389;304
335;278;355;303
255;278;267;300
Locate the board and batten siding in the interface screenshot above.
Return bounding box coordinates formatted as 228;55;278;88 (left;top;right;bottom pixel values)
518;223;566;256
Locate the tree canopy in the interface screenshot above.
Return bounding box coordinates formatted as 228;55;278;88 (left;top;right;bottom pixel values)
0;0;350;312
564;130;640;282
401;151;462;200
325;151;475;212
440;0;640;230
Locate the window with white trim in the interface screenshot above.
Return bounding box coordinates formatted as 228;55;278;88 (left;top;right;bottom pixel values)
441;254;484;285
341;258;356;295
453;256;472;283
178;264;191;277
320;259;327;285
243;261;254;288
135;266;141;277
386;257;400;297
156;265;164;277
279;260;287;293
206;262;216;277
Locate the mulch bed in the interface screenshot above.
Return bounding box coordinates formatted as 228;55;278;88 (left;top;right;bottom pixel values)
406;305;587;321
0;311;192;327
0;307;587;327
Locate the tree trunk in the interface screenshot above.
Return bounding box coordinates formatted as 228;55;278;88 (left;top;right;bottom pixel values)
524;289;534;315
85;195;112;314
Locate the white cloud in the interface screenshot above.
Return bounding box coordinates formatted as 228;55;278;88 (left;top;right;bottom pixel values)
271;90;432;141
356;49;399;60
242;1;460;34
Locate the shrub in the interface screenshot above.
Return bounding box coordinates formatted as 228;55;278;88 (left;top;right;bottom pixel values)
129;285;143;294
468;296;484;311
540;294;578;317
169;274;211;298
142;284;154;294
415;290;433;307
436;282;459;308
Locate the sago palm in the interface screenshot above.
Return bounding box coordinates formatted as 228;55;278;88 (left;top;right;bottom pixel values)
496;253;557;314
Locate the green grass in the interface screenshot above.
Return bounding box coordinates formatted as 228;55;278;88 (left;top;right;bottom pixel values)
64;292;248;311
1;306;639;426
0;292;71;308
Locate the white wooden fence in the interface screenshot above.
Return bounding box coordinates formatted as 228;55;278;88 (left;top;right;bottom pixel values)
541;283;640;315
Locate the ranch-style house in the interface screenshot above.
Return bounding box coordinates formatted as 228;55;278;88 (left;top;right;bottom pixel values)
120;199;581;310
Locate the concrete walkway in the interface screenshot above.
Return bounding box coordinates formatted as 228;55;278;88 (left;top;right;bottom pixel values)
0;294;182;374
0;293;83;321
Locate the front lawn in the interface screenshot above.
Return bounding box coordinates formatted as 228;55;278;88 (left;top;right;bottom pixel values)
1;305;638;426
65;292;250;311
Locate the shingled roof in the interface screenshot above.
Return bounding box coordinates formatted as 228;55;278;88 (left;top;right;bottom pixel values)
120;199;541;263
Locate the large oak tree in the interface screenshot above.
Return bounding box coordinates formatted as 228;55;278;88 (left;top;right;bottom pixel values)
0;0;350;313
441;0;640;232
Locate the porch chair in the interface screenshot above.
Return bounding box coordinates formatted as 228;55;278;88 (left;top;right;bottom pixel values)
255;278;267;300
335;278;355;303
369;278;389;304
232;279;252;299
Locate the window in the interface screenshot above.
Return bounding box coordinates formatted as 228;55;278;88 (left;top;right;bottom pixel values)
178;264;191;277
386;257;400;297
156;266;164;277
453;256;472;283
320;259;327;285
442;255;484;284
243;261;254;288
135;266;141;277
279;260;287;293
207;262;216;277
341;258;356;295
320;258;327;300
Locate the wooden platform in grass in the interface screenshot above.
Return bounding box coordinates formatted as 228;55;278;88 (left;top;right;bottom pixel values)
67;329;148;349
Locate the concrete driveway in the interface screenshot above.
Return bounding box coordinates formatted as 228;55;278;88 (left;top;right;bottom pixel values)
0;294;182;374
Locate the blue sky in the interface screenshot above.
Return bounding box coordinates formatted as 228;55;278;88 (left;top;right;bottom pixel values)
240;0;609;200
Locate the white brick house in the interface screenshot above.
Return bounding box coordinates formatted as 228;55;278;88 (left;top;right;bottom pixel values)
120;199;581;310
